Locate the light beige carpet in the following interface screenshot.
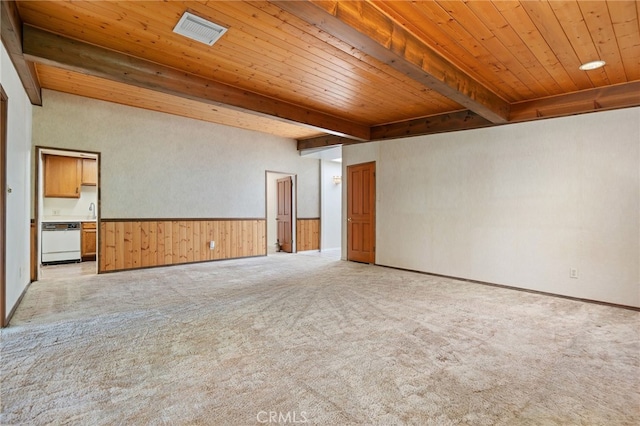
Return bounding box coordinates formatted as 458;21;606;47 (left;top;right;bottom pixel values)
1;252;639;425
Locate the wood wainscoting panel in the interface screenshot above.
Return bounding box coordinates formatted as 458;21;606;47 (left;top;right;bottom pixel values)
297;218;320;251
100;219;266;272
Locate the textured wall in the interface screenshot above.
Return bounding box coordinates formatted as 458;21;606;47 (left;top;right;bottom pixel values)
2;44;34;316
32;90;320;219
321;160;342;250
344;108;640;307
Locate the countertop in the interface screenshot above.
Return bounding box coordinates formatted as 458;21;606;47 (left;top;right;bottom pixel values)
42;216;97;223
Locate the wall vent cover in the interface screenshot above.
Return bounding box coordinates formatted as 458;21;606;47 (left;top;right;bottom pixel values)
173;12;228;46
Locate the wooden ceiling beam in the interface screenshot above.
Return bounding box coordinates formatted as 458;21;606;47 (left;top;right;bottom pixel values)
298;110;493;150
510;81;640;122
299;81;640;150
371;110;493;140
22;25;370;141
0;1;42;105
274;0;510;124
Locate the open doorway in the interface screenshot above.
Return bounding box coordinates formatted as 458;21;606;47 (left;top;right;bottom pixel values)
265;171;296;255
36;147;100;280
299;146;342;257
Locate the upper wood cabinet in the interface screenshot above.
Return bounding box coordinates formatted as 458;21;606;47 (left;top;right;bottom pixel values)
43;154;81;198
81;158;97;186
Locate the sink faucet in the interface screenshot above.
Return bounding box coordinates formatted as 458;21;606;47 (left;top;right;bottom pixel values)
89;202;96;219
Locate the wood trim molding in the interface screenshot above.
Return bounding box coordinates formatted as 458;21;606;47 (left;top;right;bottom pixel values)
4;282;31;326
0;85;6;327
30;221;36;282
0;1;42;105
378;263;640;312
22;25;370;141
100;219;266;273
100;217;266;223
274;0;509;124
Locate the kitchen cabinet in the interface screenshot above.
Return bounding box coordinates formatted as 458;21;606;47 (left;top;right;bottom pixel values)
82;158;97;186
44;155;81;198
81;222;97;261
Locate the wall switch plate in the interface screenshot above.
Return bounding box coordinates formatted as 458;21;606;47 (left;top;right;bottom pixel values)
570;268;579;279
210;241;215;250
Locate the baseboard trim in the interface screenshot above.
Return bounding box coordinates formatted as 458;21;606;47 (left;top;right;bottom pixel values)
99;254;266;274
376;263;640;312
4;281;31;327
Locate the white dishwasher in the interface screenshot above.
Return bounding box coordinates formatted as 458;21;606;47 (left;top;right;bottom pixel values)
41;222;81;264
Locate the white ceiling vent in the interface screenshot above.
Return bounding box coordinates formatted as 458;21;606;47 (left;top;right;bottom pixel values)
173;12;228;46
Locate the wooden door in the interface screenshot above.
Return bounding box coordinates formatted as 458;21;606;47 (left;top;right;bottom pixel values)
347;162;376;264
276;176;293;253
0;86;6;326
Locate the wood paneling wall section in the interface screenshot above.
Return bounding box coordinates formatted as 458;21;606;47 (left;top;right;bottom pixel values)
297;218;320;251
100;219;266;272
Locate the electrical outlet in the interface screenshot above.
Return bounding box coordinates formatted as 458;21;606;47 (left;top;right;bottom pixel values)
210;241;215;250
53;209;60;215
570;268;579;279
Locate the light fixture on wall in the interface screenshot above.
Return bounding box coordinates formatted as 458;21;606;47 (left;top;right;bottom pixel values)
333;176;342;185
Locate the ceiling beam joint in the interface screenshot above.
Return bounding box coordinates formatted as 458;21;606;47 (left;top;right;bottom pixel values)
298;110;493;150
0;1;42;105
274;0;510;124
22;25;370;141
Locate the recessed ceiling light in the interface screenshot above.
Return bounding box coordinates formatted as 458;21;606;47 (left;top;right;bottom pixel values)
579;60;606;71
173;12;228;46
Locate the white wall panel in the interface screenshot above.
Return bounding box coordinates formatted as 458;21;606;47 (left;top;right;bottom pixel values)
1;44;33;317
321;160;342;250
32;90;319;219
356;108;640;307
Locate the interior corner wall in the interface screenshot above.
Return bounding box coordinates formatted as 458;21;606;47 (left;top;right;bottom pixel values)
1;43;33;317
320;160;342;250
32;90;320;220
356;107;639;307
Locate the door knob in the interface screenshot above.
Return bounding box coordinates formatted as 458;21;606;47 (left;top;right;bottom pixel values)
347;217;352;222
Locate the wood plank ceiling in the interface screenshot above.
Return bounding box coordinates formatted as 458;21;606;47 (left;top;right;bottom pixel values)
3;0;639;149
